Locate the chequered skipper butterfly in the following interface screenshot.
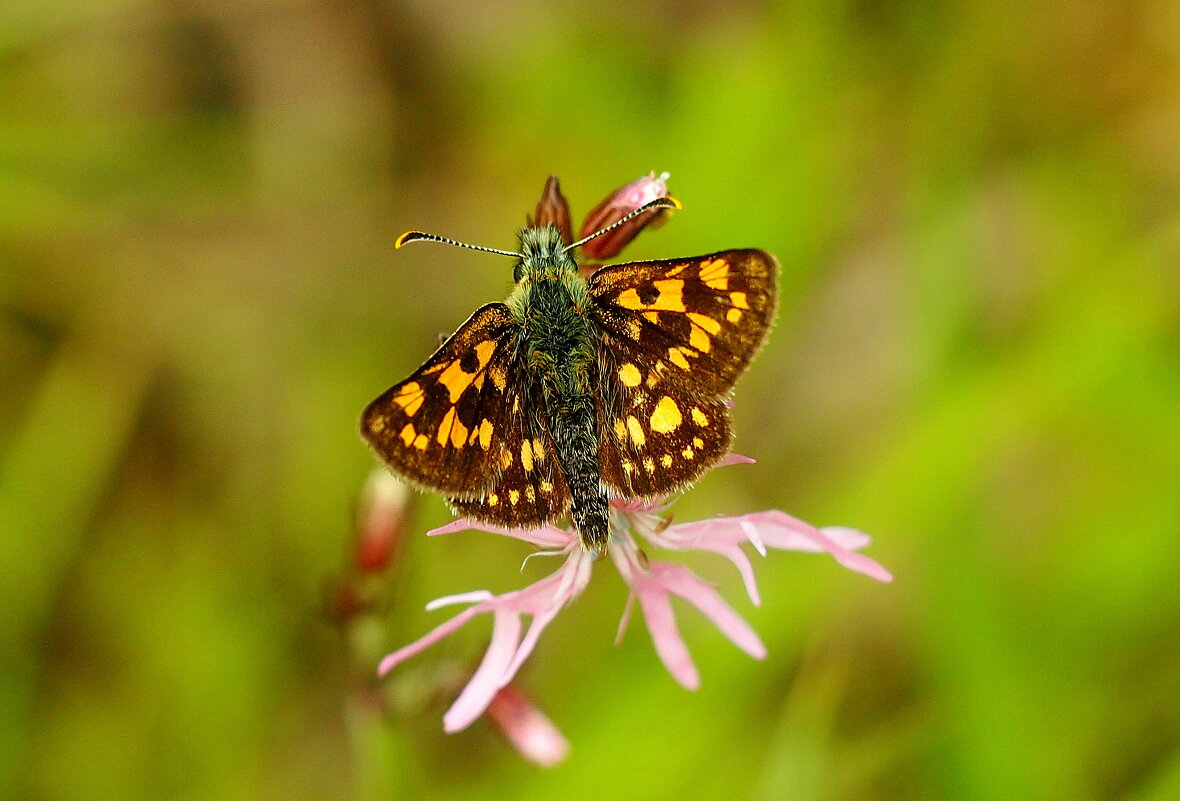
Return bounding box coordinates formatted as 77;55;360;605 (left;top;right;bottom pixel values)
361;187;777;556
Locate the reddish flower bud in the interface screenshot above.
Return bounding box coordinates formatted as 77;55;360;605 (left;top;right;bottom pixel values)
527;175;573;244
355;470;411;574
323;577;366;625
578;171;671;261
486;685;569;767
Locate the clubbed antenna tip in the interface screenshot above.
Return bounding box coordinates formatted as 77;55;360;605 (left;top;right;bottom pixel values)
564;196;682;252
394;230;521;258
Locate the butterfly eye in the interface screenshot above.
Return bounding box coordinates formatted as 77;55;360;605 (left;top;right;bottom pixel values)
513;261;526;282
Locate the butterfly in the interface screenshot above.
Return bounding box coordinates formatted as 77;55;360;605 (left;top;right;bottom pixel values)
361;192;777;556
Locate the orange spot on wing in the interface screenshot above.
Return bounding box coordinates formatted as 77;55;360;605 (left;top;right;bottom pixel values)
651;279;686;311
438;361;474;403
618;363;642;387
687;312;722;335
474;340;497;368
668;348;690;369
699;258;730;290
626;416;646;447
399;423;416;446
617;288;643;310
392;381;424;416
650;396;682;433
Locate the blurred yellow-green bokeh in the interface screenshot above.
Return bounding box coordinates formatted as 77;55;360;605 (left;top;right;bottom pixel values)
3;1;1179;799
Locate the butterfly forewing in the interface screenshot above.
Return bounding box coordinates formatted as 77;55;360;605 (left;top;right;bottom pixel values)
590;249;778;497
589;249;777;394
361;303;523;498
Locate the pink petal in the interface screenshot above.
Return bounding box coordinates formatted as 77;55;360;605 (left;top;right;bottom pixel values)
634;583;700;690
486;686;569;767
715;453;756;467
378;548;595;733
649;563;766;659
615;593;636;645
426;590;494;610
724;544;761;606
655;511;892;584
819;525;872;549
503;552;592;678
377;604;484;676
644;519;764;604
444;610;523;732
742;512;893;582
428;518;572;549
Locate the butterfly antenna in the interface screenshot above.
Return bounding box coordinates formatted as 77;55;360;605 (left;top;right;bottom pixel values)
395;230;522;258
563;196;682;253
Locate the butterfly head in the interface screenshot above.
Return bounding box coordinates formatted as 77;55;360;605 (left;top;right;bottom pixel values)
394;196;681;287
515;225;577;283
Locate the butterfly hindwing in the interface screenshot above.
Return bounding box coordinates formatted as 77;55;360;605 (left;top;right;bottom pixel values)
596;370;733;497
590;249;777;497
448;382;572;527
360;303;522;498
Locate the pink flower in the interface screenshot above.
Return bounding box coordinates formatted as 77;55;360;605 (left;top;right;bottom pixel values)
610;536;766;690
378;461;891;734
578;171;673;261
376;522;592;733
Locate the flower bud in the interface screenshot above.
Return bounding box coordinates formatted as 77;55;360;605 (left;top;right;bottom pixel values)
578;171;672;261
528;175;573;244
486;685;569;767
355;469;411;574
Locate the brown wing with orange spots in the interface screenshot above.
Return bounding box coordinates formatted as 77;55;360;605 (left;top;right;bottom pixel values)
361;303;526;499
447;381;572;528
589;249;777;497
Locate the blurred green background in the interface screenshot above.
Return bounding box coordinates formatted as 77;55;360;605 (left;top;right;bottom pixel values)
3;1;1179;799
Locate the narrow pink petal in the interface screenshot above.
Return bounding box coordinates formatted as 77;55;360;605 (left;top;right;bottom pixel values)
444;610;523;732
644;521;762;604
504;606;562;685
645;519;704;547
718;543;762;606
425;590;494;611
823;548;892;582
427;518;483;537
745;512;893;582
486;686;569;767
818;525;871;550
815;526;892;580
502;553;593;679
740;518;768;556
716;453;756;467
681;511;894;583
634;584;700;690
615;593;636;645
650;563;766;659
428;518;572;548
377;604;484;676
